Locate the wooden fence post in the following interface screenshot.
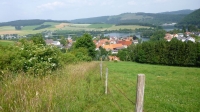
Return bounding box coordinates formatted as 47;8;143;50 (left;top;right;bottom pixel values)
105;68;108;94
100;61;102;79
135;74;145;112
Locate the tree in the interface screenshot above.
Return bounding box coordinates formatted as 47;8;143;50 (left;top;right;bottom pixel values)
95;46;108;61
117;48;129;61
59;36;67;46
30;34;46;45
150;30;166;41
74;34;96;58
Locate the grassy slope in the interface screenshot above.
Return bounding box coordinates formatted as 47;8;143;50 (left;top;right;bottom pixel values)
0;26;15;31
0;61;199;111
0;40;15;46
106;61;200;112
0;62;109;112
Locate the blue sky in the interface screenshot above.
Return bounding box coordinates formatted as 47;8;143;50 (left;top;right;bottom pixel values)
0;0;199;22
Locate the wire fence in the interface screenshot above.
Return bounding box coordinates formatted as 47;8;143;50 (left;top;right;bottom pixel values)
100;61;145;112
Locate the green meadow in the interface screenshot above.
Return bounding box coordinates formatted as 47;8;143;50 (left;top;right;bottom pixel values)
0;40;15;46
0;61;199;111
87;24;113;28
106;61;200;111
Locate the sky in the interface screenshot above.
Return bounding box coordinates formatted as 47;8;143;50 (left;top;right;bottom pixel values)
0;0;199;22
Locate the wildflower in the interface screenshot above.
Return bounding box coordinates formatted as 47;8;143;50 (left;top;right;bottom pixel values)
36;91;39;96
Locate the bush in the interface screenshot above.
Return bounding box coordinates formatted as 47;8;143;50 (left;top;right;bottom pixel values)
0;39;63;76
70;47;92;62
62;53;78;64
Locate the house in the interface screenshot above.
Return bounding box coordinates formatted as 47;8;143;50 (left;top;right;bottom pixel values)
133;40;139;44
45;39;61;46
111;44;124;50
95;39;110;50
103;44;124;54
117;40;132;48
177;37;186;42
186;37;195;42
108;56;120;61
178;33;184;37
164;33;173;41
45;39;54;45
52;41;61;46
110;40;116;44
173;34;178;38
185;32;191;37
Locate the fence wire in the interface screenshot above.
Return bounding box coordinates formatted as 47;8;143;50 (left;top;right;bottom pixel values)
109;80;135;105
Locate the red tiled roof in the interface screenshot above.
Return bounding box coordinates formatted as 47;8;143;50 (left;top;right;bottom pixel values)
117;40;132;46
103;44;124;50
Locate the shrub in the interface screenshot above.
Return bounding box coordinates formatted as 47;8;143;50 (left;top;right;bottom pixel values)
61;53;78;64
0;39;63;76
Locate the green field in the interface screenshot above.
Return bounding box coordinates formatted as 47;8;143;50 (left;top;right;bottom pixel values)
0;61;199;111
87;24;113;28
0;40;15;46
0;22;150;35
43;22;60;26
0;26;15;31
21;25;41;30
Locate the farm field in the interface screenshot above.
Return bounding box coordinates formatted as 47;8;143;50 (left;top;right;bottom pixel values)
87;24;113;28
0;23;150;35
0;61;199;111
62;24;149;31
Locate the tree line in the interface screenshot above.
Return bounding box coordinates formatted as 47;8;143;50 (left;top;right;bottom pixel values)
118;39;200;67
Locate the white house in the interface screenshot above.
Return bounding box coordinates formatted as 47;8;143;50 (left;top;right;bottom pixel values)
186;37;195;43
178;33;184;37
52;41;61;46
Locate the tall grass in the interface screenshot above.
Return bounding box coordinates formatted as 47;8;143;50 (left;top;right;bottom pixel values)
0;62;106;111
1;61;199;111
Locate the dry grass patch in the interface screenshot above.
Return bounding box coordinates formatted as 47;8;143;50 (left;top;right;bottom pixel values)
55;23;69;29
0;31;21;35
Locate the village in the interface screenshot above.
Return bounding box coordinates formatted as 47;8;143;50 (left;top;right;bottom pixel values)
1;31;200;54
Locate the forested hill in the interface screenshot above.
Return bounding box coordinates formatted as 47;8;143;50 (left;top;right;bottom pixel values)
159;9;194;15
0;19;69;27
70;10;194;25
176;8;200;28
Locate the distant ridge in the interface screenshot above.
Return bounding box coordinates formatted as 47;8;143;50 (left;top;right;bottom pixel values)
159;9;194;15
0;19;69;27
0;9;195;27
70;10;193;25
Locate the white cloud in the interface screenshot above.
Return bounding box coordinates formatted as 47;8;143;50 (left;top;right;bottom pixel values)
37;1;65;10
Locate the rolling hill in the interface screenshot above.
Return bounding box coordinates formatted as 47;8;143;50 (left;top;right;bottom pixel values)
159;9;194;15
176;8;200;28
0;9;194;27
0;19;69;27
70;10;194;25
